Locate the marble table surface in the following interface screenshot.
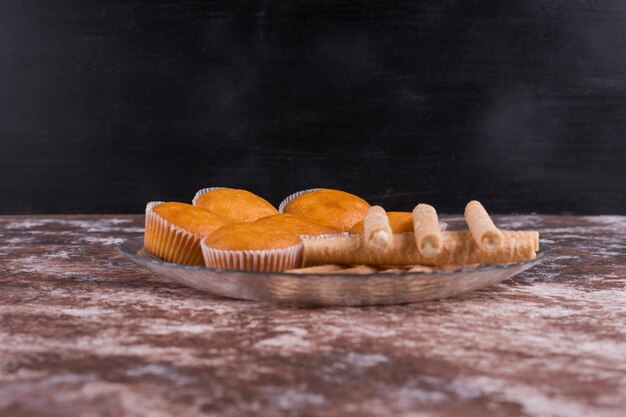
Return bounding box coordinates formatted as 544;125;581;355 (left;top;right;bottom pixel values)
0;214;624;417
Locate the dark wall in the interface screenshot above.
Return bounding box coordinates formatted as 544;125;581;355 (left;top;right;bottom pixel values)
1;0;625;215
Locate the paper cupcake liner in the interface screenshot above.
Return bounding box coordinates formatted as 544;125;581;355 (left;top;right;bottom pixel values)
201;240;304;272
278;188;326;213
192;187;227;206
144;201;205;265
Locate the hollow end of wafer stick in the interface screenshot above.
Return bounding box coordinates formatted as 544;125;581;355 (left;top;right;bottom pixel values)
418;236;442;257
368;229;391;249
480;231;503;251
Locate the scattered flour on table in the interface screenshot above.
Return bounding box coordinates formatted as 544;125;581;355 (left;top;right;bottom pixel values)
343;352;389;367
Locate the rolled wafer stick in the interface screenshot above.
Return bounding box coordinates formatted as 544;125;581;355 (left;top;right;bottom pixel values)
408;265;434;273
464;200;503;251
364;206;393;249
286;264;344;274
430;263;481;271
378;265;410;271
287;264;385;274
286;263;484;275
379;268;407;273
412;204;443;257
302;230;539;267
335;265;379;274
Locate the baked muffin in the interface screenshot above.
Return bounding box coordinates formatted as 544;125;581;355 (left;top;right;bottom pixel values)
349;211;413;234
193;187;277;223
279;189;370;232
255;214;341;240
144;201;229;265
201;213;340;271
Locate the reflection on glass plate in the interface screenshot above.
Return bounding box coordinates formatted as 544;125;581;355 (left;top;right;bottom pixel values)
118;239;547;307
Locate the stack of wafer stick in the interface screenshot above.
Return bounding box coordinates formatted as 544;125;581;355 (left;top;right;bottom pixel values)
286;200;539;274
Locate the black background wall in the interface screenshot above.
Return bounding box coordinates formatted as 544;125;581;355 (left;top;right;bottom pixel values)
1;0;625;215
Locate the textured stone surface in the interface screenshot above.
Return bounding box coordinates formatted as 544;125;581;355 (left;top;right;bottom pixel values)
0;214;625;417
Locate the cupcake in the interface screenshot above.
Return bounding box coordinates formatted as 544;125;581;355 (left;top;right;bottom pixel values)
279;188;370;232
349;211;414;234
144;201;229;265
201;213;340;272
254;213;341;237
192;187;278;223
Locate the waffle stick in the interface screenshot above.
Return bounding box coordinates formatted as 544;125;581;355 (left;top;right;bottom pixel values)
285;264;344;274
364;206;393;249
288;262;513;276
412;204;443;257
464;200;503;251
303;231;538;267
286;262;485;274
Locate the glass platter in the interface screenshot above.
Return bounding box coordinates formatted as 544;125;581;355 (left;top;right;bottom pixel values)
117;239;547;307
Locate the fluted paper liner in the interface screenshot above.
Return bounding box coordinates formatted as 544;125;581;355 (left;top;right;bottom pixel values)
144;201;205;265
201;240;304;272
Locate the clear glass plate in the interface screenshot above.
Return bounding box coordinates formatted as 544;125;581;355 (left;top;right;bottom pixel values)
117;239;547;306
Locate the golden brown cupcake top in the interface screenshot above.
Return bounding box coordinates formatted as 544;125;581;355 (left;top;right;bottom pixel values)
204;213;340;251
349;211;413;234
193;188;278;223
152;202;229;237
256;213;341;236
282;189;370;231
